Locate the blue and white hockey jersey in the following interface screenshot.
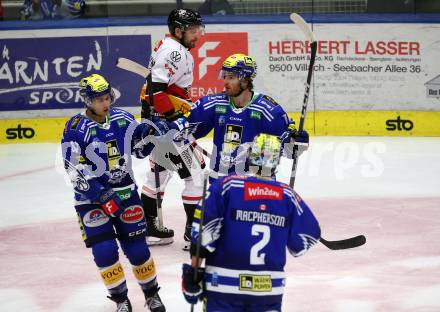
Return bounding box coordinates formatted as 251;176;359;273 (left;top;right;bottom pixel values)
61;108;152;204
192;175;320;304
189;92;291;177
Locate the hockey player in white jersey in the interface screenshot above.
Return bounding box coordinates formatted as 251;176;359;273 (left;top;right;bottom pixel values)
139;8;206;249
61;74;166;312
181;133;321;311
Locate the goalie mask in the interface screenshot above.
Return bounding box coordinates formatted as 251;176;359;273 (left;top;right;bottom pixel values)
248;133;281;178
220;53;257;81
79;74;115;107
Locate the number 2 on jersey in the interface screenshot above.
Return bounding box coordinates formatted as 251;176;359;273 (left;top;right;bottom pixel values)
250;224;270;265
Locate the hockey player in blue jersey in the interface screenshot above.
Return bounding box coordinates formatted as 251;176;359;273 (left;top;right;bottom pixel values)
61;74;166;312
165;53;309;181
181;133;321;311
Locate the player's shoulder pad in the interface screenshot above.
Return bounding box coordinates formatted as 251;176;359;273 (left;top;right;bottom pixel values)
163;38;186;63
63;114;95;143
292;189;304;204
221;174;249;185
259;94;280;107
201;93;228;103
278;181;291;190
194;93;228;108
110;108;135;122
65;114;86;133
251;93;283;114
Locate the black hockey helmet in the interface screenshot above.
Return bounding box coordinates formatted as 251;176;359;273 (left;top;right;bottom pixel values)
168;8;204;35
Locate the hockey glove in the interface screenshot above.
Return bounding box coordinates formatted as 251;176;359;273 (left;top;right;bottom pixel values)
181;263;204;305
153;120;171;135
99;188;126;218
292;129;309;147
138;121;155;139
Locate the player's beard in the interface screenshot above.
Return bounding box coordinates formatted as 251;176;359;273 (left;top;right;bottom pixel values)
225;81;246;98
182;34;196;49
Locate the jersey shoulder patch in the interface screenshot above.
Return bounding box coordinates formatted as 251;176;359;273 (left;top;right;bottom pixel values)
66;114;86;132
222;174;248;185
205;93;228;101
261;94;279;106
70;115;82;130
197;93;228;108
63;114;92;142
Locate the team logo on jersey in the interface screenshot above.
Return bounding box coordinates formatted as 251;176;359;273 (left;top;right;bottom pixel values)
244;182;283;201
106;139;121;169
239;274;272;292
90;128;97;137
259;204;267;211
169;51;182;62
117;119;126;128
108;155;129;184
223;124;243;153
215;105;227;114
250;111;261;120
83;209;109;227
120;205;144;223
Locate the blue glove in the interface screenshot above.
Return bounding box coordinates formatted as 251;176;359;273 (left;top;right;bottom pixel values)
99;188;126;218
153;120;171;135
135;121;154;139
181;263;204;305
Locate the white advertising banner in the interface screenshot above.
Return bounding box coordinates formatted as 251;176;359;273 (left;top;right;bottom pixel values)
1;22;440;117
238;23;440;112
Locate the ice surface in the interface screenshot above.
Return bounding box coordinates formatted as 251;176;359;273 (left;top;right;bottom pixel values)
1;137;439;311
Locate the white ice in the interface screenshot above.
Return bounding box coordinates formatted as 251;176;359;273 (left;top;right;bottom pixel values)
0;137;439;311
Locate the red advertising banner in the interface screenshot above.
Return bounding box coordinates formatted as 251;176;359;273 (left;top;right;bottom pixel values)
190;32;248;101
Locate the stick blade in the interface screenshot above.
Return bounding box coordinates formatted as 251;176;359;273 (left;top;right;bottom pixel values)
116;57;150;78
320;235;366;250
290;13;315;43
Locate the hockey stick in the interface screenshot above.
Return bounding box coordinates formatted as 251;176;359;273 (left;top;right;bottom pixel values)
194;142;212;158
288;14;366;250
191;173;209;312
144;71;166;229
116;57;150;78
289;13;317;188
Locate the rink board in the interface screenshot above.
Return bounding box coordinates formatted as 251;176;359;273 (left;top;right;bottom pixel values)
1;110;439;144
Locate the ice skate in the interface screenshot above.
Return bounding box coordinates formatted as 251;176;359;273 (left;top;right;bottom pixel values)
182;225;192;251
146;217;174;246
108;295;132;312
